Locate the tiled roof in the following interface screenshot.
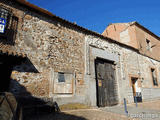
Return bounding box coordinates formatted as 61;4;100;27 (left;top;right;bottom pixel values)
11;0;138;52
0;43;26;57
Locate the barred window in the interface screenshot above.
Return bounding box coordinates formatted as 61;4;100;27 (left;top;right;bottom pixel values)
0;7;9;19
0;6;11;34
0;6;18;45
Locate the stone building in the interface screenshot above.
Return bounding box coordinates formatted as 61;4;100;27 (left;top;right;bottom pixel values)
0;0;160;108
102;22;160;103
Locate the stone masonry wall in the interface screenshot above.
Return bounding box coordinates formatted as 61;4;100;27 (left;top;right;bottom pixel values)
2;2;85;103
2;1;160;106
85;35;160;105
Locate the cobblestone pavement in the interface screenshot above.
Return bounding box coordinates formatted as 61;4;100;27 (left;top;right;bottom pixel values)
133;99;160;110
101;99;160;120
28;109;137;120
101;105;160;120
26;100;160;120
63;109;137;120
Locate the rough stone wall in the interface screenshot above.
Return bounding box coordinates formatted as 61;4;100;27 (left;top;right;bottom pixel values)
1;2;85;103
85;35;160;105
2;1;160;107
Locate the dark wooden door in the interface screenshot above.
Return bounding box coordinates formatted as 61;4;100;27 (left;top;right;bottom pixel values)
95;58;118;107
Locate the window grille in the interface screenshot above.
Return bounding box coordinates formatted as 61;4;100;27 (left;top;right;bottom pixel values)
0;6;11;33
0;6;18;45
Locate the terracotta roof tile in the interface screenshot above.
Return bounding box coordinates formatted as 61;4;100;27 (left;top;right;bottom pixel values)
0;43;26;57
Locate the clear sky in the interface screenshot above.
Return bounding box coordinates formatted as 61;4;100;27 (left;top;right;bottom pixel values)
28;0;160;36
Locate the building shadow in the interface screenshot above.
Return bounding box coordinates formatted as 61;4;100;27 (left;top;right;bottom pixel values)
9;79;86;120
5;56;86;120
30;112;87;120
12;57;39;73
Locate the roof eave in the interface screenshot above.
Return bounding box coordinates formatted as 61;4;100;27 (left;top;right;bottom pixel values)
9;0;139;52
131;22;160;40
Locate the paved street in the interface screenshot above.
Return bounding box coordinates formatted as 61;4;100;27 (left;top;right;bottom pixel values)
29;109;136;120
101;104;160;120
25;99;160;120
63;100;160;120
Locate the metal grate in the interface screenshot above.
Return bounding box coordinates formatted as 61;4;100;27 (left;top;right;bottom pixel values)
0;6;18;45
0;6;11;31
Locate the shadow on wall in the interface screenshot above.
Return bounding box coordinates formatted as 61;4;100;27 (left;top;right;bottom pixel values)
10;79;86;120
8;57;86;120
12;57;39;73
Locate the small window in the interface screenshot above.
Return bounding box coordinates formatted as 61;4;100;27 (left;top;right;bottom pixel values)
146;39;151;51
151;68;158;86
0;7;10;34
58;72;65;82
0;7;9;19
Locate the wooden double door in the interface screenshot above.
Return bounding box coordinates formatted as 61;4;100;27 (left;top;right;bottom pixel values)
95;58;118;107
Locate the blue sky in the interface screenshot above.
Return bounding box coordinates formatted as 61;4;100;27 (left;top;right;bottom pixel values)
28;0;160;36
